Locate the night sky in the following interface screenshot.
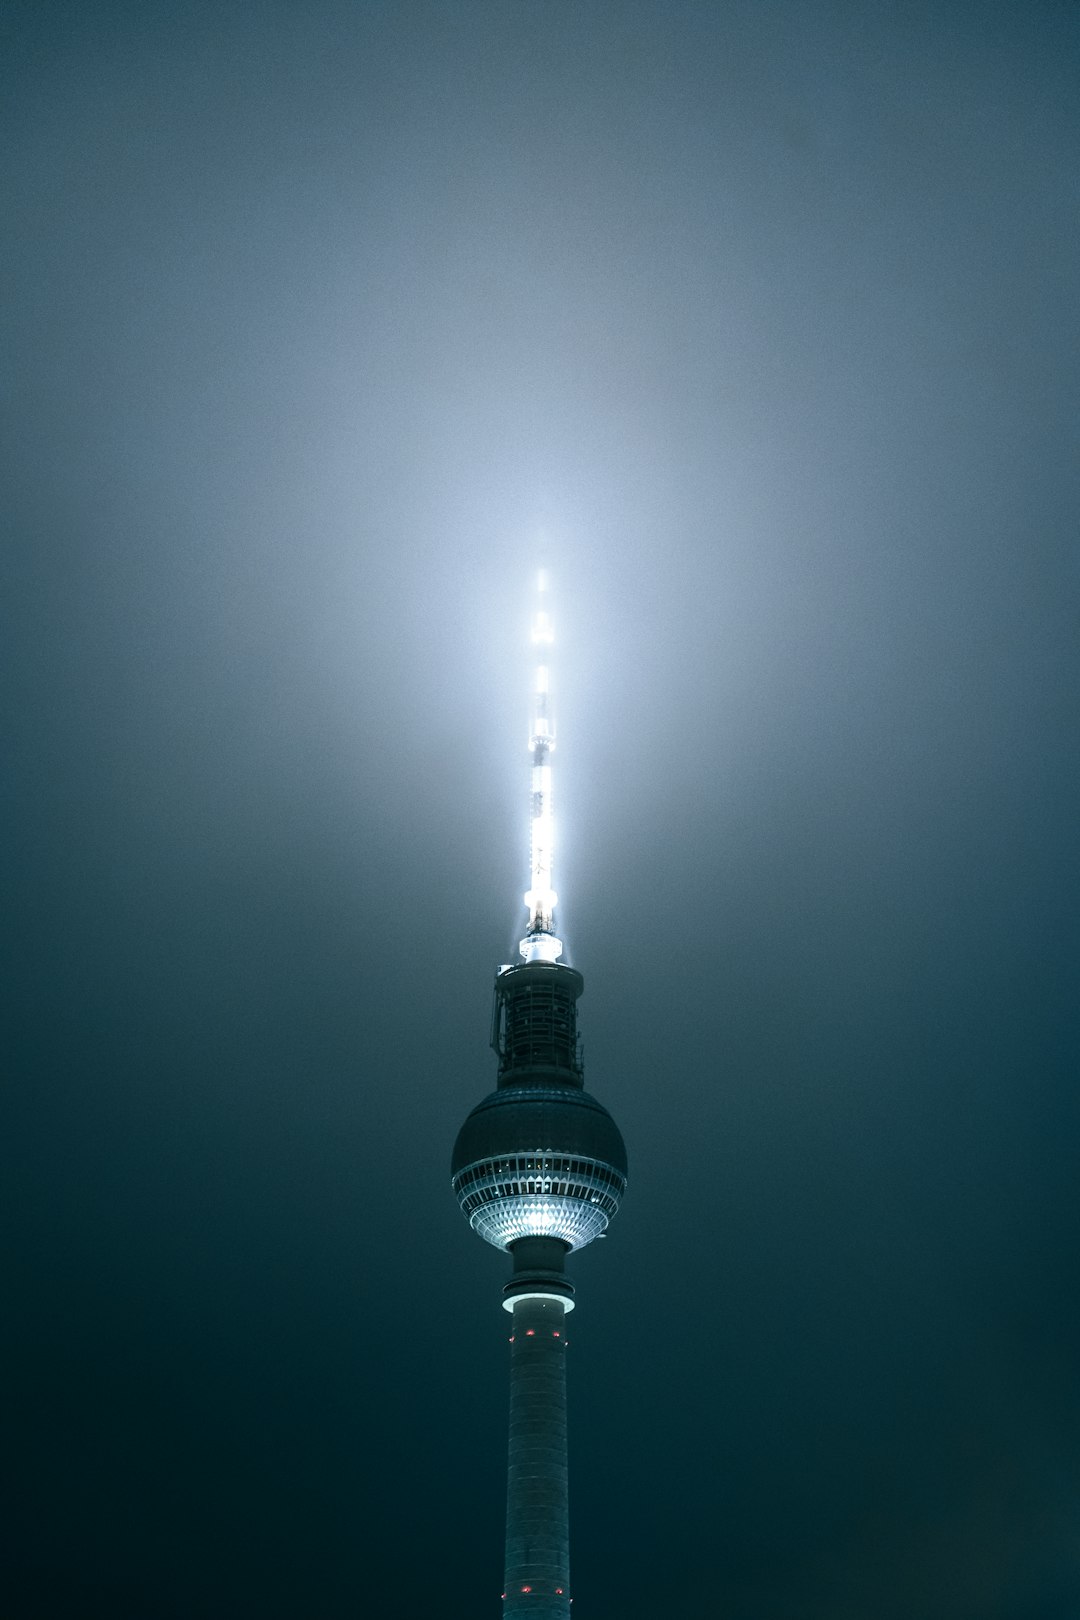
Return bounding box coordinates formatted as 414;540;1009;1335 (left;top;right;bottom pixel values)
5;3;1079;1616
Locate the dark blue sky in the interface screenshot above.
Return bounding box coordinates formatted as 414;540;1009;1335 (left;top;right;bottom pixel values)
4;3;1079;1615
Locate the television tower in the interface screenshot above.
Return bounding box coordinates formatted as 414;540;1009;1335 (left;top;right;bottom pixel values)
452;564;628;1618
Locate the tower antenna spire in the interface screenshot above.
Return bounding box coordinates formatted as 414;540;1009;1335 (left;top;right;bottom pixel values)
520;557;562;963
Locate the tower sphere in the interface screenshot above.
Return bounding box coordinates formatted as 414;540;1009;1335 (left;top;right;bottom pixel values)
452;1083;627;1251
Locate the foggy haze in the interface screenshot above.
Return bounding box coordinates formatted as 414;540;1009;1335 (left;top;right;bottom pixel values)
4;3;1079;1616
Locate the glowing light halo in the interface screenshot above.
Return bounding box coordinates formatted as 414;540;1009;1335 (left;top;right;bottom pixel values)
501;1291;576;1314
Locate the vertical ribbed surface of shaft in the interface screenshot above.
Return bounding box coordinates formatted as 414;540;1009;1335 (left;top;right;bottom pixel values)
504;1296;570;1619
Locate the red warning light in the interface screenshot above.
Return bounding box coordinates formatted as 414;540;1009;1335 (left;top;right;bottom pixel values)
553;1330;560;1337
522;1585;532;1592
525;1329;535;1336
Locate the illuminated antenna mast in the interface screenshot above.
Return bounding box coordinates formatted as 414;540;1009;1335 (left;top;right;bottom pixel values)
520;565;562;963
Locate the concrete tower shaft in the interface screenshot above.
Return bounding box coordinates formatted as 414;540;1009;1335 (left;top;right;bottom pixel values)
504;1295;570;1619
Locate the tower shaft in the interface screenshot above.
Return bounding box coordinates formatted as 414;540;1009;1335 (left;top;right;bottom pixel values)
504;1296;570;1618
